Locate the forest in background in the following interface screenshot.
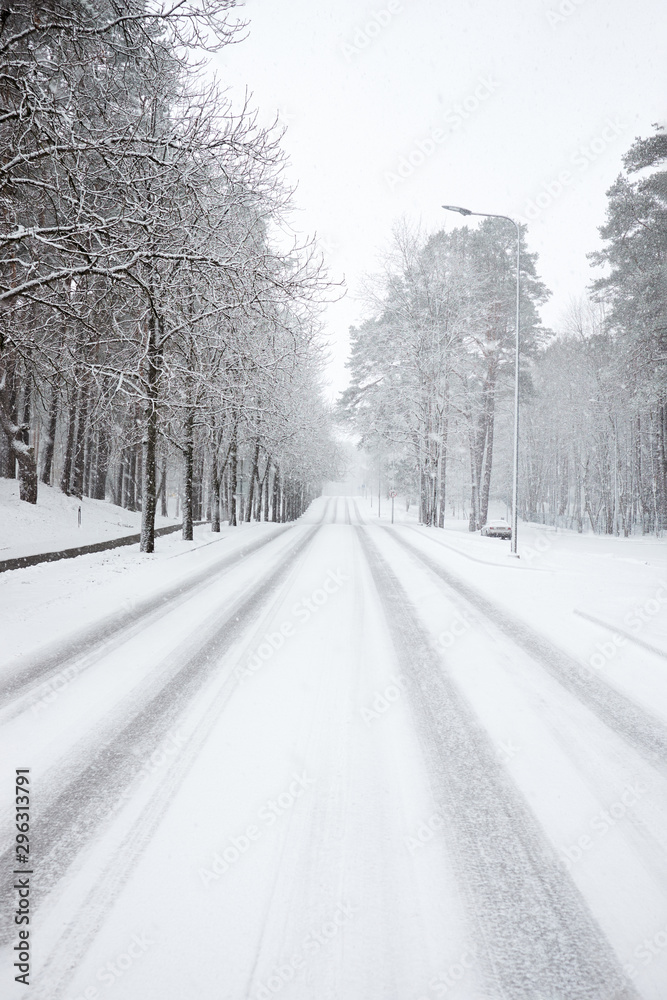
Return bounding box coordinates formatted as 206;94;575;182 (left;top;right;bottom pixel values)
0;0;339;550
341;130;667;536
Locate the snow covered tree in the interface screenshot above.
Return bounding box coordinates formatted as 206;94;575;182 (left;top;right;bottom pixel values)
0;0;337;541
340;219;548;528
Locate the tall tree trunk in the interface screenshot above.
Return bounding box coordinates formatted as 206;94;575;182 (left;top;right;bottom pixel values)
182;406;194;541
221;464;229;524
83;426;95;497
159;455;168;518
271;464;280;522
40;386;58;485
112;449;123;506
133;443;142;510
658;402;667;532
19;372;31;447
60;390;78;495
195;456;204;521
93;427;110;500
0;357;17;477
125;443;138;511
0;380;37;502
245;437;260;522
140;316;162;552
71;381;90;499
229;425;238;526
468;429;480;532
479;394;496;528
210;458;221;532
262;458;271;521
120;448;129;508
438;394;449;528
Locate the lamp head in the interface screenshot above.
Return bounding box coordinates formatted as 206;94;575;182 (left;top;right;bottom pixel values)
442;204;473;216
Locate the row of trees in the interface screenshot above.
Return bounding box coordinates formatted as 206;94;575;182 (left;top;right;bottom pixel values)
341;129;666;536
339;219;547;529
522;131;667;535
0;0;337;547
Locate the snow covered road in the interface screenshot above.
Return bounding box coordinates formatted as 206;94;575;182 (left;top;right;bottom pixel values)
2;496;667;999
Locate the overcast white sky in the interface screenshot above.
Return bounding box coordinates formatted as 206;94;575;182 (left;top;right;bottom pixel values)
214;0;667;396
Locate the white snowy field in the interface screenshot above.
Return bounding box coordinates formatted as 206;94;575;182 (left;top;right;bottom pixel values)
1;495;667;1000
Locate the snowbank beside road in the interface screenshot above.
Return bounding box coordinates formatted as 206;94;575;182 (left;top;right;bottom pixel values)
0;520;284;665
0;479;181;561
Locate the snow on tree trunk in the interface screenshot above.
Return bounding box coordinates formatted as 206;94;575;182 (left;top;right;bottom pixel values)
159;456;168;518
262;459;271;521
140;316;162;553
229;426;238;527
245;437;260;522
210;456;221;532
271;465;280;522
71;381;90;499
0;381;38;504
182;407;194;541
40;386;58;485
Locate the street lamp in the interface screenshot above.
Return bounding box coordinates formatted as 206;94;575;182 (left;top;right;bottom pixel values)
442;204;521;556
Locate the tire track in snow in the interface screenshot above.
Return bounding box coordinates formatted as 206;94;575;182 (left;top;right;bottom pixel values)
0;526;319;945
390;528;667;776
0;525;293;712
358;526;639;1000
243;519;406;999
29;519;329;1000
405;523;543;570
239;517;357;994
242;613;350;999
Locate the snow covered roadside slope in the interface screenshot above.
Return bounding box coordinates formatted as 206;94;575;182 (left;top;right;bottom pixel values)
0;520;284;665
361;497;667;659
0;479;180;561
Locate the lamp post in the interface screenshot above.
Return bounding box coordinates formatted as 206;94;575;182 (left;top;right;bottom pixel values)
442;204;521;556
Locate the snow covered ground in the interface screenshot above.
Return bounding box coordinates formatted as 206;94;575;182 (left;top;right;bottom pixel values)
1;495;667;999
0;479;181;561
